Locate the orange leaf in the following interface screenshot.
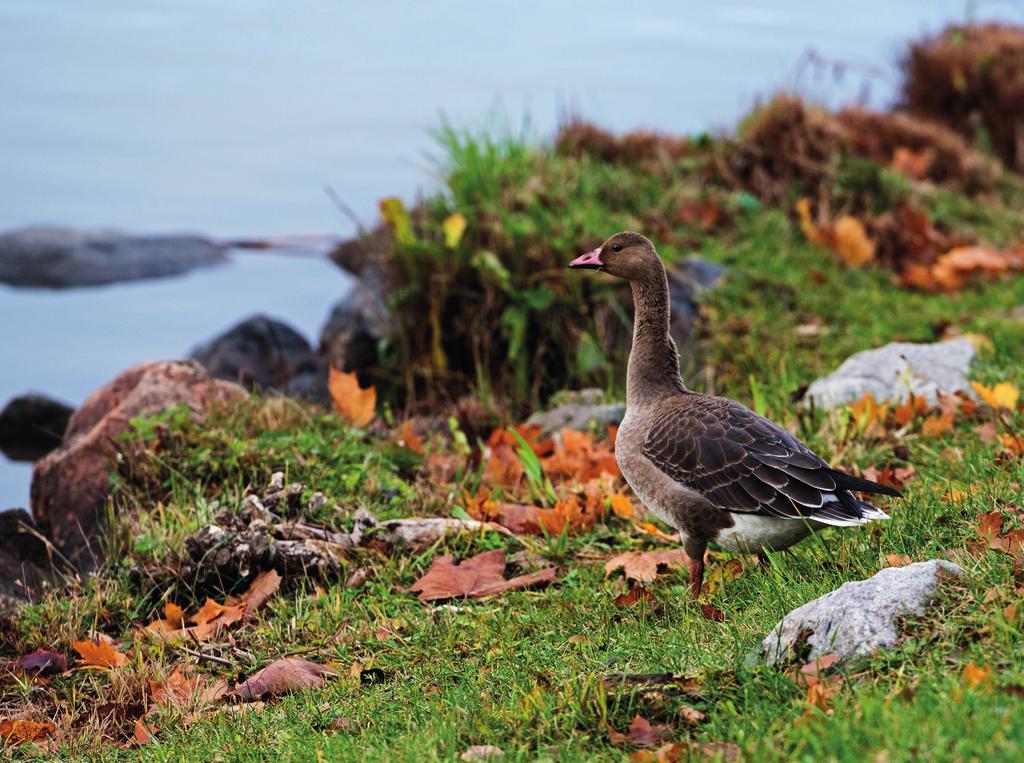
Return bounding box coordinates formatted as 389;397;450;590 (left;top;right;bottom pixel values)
608;714;673;748
832;216;875;267
72;634;129;668
894;394;929;426
1000;432;1024;456
0;718;57;745
921;410;954;437
397;420;425;454
328;367;376;428
609;493;634;519
963;663;991;689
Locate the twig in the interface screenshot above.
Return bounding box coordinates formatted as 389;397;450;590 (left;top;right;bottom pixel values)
324;185;368;235
180;646;233;667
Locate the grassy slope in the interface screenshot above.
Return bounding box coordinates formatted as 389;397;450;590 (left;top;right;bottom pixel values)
7;150;1024;763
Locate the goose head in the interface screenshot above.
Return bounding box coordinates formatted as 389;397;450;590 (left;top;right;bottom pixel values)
568;231;659;280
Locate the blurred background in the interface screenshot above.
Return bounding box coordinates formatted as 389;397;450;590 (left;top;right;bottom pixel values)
1;0;1021;509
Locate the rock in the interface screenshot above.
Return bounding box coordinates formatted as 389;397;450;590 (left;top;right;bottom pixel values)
0;393;74;461
760;560;964;665
0;226;227;288
665;257;726;379
31;360;246;566
527;388;625;439
191;314;316;391
803;338;976;408
0;509;62;608
319;281;393;376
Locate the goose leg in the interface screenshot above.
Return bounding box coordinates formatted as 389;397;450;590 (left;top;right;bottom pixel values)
681;534;707;600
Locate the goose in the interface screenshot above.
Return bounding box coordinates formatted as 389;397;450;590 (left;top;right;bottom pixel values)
569;231;899;599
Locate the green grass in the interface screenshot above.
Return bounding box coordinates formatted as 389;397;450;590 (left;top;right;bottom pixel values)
5;131;1024;761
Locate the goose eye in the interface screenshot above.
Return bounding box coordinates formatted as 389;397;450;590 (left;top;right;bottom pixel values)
612;244;622;252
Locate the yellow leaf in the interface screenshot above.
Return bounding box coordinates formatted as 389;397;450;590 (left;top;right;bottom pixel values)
442;213;467;248
972;381;1019;411
832;215;875;267
608;493;634;519
379;196;415;246
328;367;376;428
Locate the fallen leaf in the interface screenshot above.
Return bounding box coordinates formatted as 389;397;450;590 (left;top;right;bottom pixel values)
133;719;157;746
699;604;725;622
921;410;954;437
609;492;635;519
408;549;556;602
848;394;890;438
894;394;929;426
228;569;282;621
604;550;688;585
890;145;934;180
328;367;376;428
397;420;425;454
972;381;1019;411
0;718;57;745
609;714;673;748
15;649;68;676
73;635;129;668
150;667;228;709
1000;432;1024;456
614;583;655;607
832;216;875;267
963;663;991;689
230;658;339;700
885;553;912;567
443;213;468;249
931;246;1019;292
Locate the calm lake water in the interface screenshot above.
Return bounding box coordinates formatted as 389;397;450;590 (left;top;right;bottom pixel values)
0;0;1018;509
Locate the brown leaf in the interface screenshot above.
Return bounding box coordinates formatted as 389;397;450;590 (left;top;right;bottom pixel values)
614;583;656;607
150;667;228;709
0;718;57;745
73;634;129;668
609;714;673;748
15;649;68;676
228;569;282;621
328;367;376;428
397;420;425;454
699;604;725;622
408;549;556;602
885;553;912;567
133;719;157;746
832;216;875;267
604;550;688;585
230;658;339;700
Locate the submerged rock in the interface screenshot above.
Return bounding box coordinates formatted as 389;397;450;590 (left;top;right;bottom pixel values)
0;393;74;461
0;226;226;288
191;314;317;391
31;360;246;566
759;560;964;665
803;338;976;408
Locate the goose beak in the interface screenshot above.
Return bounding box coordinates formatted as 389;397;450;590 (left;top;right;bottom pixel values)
569;248;603;270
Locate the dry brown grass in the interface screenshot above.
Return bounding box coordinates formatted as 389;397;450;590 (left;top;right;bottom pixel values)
902;23;1024;171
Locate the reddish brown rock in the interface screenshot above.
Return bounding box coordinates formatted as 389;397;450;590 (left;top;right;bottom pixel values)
30;360;246;566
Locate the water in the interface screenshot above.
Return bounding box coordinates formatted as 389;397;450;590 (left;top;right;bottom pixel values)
1;0;1019;508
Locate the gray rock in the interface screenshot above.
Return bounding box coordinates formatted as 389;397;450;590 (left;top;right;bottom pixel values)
191;314;316;392
527;389;625;438
0;393;74;461
803;338;976;408
0;226;227;288
319;281;393;375
0;509;63;607
760;560;964;665
666;258;726;378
